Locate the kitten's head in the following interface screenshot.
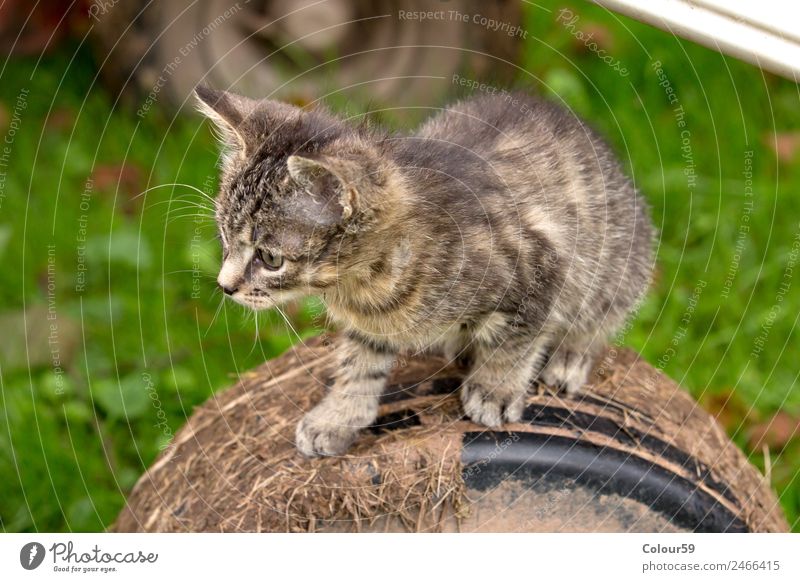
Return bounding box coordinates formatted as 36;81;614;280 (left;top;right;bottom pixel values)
195;86;395;310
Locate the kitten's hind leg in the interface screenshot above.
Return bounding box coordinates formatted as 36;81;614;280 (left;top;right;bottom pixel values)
539;333;601;395
460;332;550;427
295;332;395;457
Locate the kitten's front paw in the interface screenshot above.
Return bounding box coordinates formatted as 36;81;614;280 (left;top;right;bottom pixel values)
295;412;360;457
540;349;592;395
461;381;525;427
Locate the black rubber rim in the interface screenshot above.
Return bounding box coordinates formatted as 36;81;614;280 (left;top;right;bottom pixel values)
371;376;748;532
461;431;748;533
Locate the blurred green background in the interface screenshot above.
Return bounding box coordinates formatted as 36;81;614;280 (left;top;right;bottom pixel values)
1;0;799;532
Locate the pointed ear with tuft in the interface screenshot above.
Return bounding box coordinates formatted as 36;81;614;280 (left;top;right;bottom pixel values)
194;85;260;161
287;154;372;227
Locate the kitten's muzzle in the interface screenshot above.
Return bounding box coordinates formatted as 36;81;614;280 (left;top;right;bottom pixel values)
218;261;245;296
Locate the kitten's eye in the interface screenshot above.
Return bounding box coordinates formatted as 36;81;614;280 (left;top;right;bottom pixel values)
255;249;284;271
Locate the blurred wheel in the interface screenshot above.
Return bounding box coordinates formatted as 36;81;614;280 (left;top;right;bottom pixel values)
91;0;522;111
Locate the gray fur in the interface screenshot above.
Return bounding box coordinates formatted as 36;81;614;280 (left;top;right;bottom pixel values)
196;87;654;457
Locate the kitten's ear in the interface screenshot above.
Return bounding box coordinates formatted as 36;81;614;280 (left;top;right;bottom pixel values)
287;154;365;224
194;86;259;160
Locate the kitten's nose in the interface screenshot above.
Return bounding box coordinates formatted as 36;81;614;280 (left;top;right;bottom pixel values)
218;260;242;295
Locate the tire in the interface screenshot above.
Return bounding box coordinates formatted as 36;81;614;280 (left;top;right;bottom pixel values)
114;335;787;533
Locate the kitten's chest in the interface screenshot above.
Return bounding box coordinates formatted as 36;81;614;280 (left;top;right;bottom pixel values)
326;302;510;355
325;301;458;351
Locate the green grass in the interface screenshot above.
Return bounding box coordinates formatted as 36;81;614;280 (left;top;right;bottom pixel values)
1;0;799;531
0;47;326;531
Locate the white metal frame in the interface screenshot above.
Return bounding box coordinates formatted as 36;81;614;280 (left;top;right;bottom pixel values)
594;0;800;80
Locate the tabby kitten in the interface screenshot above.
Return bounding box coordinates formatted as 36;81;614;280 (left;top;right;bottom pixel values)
196;86;654;457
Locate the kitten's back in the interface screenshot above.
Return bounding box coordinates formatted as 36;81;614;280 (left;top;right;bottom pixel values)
396;91;654;336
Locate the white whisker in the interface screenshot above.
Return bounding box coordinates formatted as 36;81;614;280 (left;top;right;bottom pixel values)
205;294;226;337
133;182;217;205
273;303;303;344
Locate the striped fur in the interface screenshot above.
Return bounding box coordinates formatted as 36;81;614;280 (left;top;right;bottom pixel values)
196;87;654;456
